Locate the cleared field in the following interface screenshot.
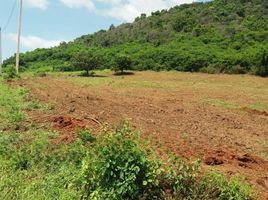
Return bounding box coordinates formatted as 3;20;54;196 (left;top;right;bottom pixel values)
18;71;268;198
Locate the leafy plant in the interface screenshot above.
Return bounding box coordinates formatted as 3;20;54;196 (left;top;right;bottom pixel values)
202;172;254;200
80;122;162;200
77;129;96;143
164;156;201;198
33;70;47;77
3;65;19;80
254;50;268;77
113;54;132;74
71;51;102;76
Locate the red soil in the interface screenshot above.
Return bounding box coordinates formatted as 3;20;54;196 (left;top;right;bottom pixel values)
18;75;268;199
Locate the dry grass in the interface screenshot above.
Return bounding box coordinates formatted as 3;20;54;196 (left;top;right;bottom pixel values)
69;70;268;112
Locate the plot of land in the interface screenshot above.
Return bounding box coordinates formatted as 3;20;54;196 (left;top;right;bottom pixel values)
18;71;268;198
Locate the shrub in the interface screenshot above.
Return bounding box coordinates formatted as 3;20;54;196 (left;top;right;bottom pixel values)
77;130;96;143
226;65;246;74
3;65;19;80
53;62;75;72
34;70;47;77
80;122;163;200
200;64;221;74
254;51;268;77
202;172;254;200
164;157;201;198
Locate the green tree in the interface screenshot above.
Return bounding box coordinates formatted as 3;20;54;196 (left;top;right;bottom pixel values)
71;51;101;76
114;54;132;74
255;50;268;77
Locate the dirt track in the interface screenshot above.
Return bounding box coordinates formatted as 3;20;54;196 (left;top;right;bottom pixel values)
19;72;268;198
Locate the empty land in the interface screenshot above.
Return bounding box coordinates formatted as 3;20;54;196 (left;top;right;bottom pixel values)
17;71;268;198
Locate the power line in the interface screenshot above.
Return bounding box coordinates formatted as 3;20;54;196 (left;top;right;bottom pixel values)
2;0;17;32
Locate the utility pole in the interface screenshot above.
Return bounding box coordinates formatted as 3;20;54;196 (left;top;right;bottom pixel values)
0;27;2;75
16;0;23;74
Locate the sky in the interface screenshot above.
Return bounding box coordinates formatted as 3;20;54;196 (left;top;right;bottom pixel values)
0;0;196;60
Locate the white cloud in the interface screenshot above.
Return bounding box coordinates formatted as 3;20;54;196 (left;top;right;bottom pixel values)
58;0;194;22
96;0;194;22
97;0;122;5
8;33;62;49
24;0;49;10
60;0;95;11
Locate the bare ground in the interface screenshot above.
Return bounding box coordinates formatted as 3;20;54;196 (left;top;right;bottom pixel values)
17;72;268;199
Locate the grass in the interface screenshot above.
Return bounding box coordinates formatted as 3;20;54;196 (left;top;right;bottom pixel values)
0;79;82;199
204;99;241;110
0;79;27;130
204;98;268;112
68;70;268;113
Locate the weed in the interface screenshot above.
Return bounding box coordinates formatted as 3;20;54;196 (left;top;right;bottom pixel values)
182;133;189;142
77;129;96;143
81;123;163;200
201;172;254;200
25;100;42;110
3;65;19;80
44;102;55;111
33;70;47;77
0;84;26;129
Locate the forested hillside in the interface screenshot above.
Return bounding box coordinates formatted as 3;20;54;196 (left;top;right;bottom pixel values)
4;0;268;76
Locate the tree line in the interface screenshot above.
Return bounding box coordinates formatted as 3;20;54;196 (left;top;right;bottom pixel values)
3;0;268;76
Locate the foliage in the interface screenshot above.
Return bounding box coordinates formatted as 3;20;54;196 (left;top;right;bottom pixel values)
71;51;102;76
3;0;268;76
254;50;268;77
164;157;201;198
200;172;254;200
114;54;132;74
80;122;162;200
33;70;47;77
77;129;96;143
3;65;19;80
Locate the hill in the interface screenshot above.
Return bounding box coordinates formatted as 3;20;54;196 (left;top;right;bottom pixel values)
3;0;268;76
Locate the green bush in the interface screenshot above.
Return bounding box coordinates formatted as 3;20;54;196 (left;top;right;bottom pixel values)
254;51;268;77
33;70;47;77
77;130;96;143
200;65;221;74
81;122;162;200
201;172;254;200
164;157;200;198
113;54;132;74
3;65;19;80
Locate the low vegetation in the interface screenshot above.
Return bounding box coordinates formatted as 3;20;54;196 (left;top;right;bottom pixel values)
2;65;19;80
0;79;254;199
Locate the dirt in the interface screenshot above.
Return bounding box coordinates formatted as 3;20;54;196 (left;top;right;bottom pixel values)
53;116;86;131
243;107;268;117
204;150;264;169
17;73;268;199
